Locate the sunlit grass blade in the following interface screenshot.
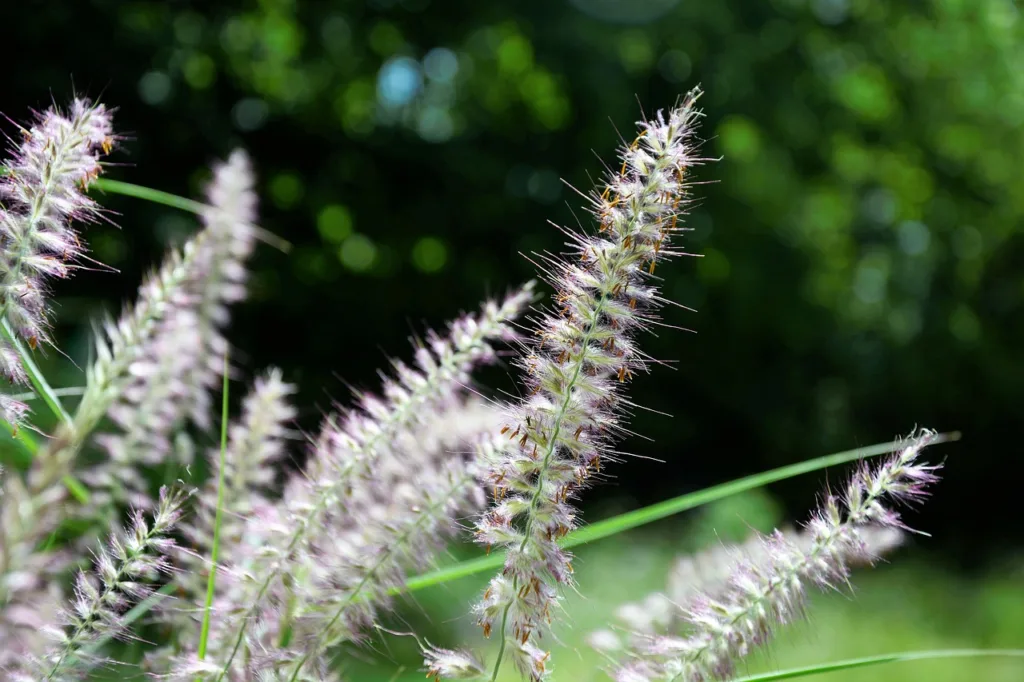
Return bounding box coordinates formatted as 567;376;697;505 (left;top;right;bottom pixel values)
92;178;291;252
401;432;960;592
1;318;72;427
731;648;1024;681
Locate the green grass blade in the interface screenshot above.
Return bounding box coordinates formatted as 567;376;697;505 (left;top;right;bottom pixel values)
197;352;231;664
1;419;40;458
1;318;72;427
402;432;959;593
731;649;1024;681
92;178;291;252
93;178;207;214
0;319;90;503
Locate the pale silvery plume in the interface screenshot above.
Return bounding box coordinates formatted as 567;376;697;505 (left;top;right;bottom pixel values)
268;401;506;679
9;486;188;682
614;429;941;682
468;89;705;680
0;98;114;426
587;525;904;656
197;286;533;680
174;403;504;681
89;150;258;509
424;645;488;682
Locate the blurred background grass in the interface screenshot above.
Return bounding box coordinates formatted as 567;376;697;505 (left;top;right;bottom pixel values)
4;0;1023;678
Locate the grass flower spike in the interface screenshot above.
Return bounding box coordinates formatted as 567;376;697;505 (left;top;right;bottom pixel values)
0;97;114;426
614;429;942;682
180;368;296;599
13;486;189;681
470;89;705;680
90;150;258;509
0;98;114;351
202;285;533;679
0;86;982;682
588;525;904;656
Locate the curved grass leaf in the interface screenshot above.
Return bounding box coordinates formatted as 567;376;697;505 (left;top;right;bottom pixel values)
92;178;291;252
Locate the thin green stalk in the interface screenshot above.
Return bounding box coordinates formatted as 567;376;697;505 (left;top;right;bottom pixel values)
401;432;959;593
197;352;231;665
731;649;1024;682
93;178;207;214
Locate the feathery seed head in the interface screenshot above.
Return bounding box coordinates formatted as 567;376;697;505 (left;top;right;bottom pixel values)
88;150;259;512
24;486;188;681
609;429;941;682
0;98;114;354
466;88;705;680
199;289;531;679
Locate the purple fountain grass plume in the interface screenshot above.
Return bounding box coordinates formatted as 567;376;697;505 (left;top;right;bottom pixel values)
190;287;533;681
183;149;259;429
463;89;706;681
0;469;69;670
0;395;29;431
268;404;507;679
587;525;904;656
0;97;115;352
0;97;115;428
88;150;258;510
424;645;488;681
78;239;207;438
612;429;941;682
8;486;189;682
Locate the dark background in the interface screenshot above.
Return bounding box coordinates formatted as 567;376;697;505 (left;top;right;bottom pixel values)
6;0;1023;569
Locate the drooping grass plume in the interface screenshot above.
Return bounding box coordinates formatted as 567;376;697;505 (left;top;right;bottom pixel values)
612;429;941;682
587;525;903;657
467;89;705;680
